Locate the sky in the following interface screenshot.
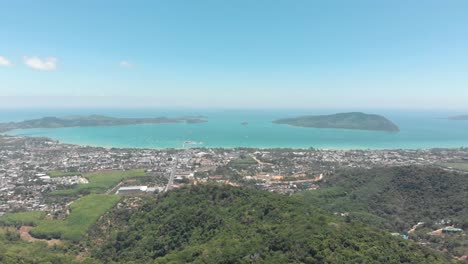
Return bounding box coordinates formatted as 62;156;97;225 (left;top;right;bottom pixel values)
1;0;468;109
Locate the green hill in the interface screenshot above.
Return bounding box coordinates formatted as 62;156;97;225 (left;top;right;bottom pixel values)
297;166;468;260
298;166;468;232
273;112;400;131
92;185;450;263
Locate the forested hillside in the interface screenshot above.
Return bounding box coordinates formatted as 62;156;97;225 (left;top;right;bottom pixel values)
91;185;451;263
297;166;468;260
298;166;468;232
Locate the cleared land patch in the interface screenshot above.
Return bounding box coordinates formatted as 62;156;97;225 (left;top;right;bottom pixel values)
51;169;148;195
228;156;257;169
0;211;46;226
19;226;63;246
30;194;121;241
442;162;468;172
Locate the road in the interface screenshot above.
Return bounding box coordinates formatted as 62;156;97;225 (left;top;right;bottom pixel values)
250;154;272;165
164;154;178;192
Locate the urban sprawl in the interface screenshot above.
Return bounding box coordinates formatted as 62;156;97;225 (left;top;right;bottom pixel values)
1;135;468;217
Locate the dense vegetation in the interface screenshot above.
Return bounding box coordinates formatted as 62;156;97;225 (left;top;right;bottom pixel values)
298;166;468;232
92;185;450;263
273;112;400;131
0;115;207;132
297;166;468;259
51;169;148;195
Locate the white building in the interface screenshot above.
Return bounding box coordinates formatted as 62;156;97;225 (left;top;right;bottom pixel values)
116;186;148;195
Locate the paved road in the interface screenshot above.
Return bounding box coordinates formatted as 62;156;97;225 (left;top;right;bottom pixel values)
164;154;178;192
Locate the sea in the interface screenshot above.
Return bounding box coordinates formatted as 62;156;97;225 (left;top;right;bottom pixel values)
2;108;468;150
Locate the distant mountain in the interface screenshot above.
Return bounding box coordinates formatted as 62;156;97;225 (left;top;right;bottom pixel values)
0;115;207;132
91;185;449;263
273;112;400;131
447;115;468;121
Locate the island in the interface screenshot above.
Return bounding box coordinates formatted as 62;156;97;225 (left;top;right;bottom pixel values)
446;115;468;121
0;115;207;133
273;112;399;132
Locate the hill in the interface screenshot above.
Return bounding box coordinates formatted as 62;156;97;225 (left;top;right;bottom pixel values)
298;166;468;232
91;184;450;263
297;166;468;259
0;115;207;132
273;112;400;131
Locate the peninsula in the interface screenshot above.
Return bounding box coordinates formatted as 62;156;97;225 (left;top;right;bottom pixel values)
273;112;400;132
0;115;207;133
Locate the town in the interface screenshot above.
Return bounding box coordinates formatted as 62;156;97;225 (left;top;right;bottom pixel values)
1;135;468;217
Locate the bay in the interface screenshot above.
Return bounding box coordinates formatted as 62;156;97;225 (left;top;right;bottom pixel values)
3;108;468;149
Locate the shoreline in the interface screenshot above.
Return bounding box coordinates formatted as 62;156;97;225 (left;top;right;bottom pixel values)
2;133;467;152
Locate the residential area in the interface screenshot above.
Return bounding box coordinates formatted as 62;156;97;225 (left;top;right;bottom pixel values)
1;135;467;216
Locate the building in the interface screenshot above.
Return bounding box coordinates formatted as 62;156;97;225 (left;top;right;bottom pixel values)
116;186;148;195
39;176;51;182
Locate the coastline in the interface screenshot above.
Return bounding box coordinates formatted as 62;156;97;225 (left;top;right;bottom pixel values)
3;133;467;151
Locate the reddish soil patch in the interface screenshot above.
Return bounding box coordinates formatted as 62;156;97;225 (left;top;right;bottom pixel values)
18;226;63;246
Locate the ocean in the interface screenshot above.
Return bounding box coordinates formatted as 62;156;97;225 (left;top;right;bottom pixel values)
2;108;468;149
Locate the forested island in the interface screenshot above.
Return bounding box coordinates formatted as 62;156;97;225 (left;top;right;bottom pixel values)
273;112;400;131
0;115;207;132
447;115;468;121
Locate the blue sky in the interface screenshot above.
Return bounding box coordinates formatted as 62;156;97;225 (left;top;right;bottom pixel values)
1;0;468;109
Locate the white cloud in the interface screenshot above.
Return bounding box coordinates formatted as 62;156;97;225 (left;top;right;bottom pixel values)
23;56;57;71
119;60;134;68
0;56;12;66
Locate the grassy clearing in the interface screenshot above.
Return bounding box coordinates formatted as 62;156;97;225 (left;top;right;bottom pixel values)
0;211;46;226
47;170;81;177
51;169;148;196
229;156;257;169
30;194;121;242
442;162;468;172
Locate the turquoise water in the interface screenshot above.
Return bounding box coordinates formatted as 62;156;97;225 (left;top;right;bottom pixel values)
3;109;468;149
